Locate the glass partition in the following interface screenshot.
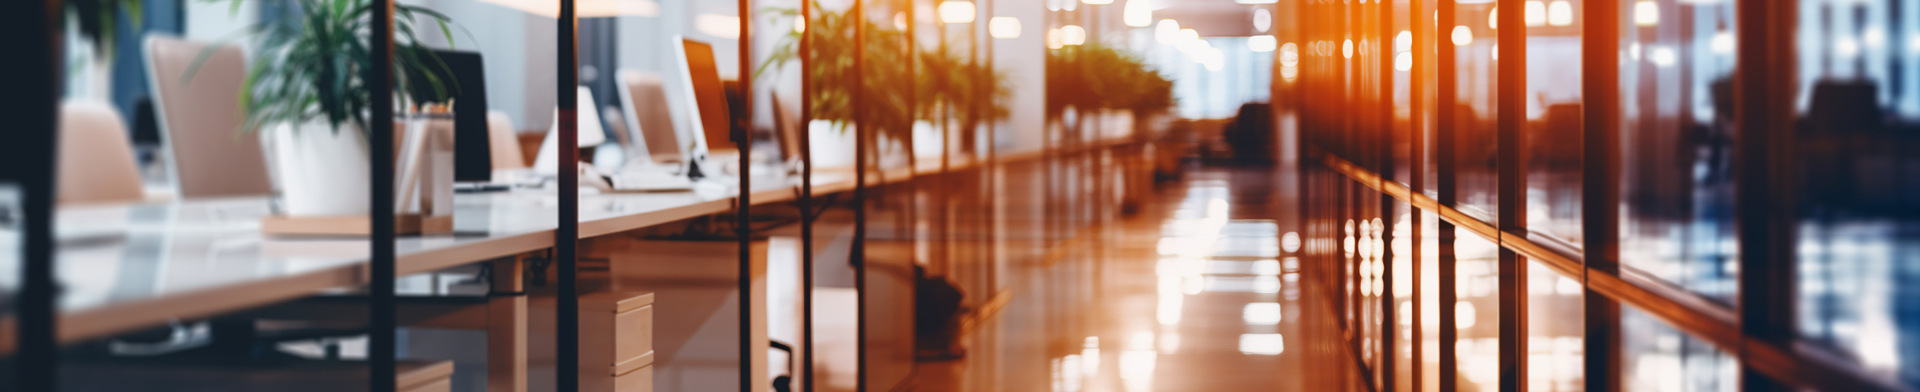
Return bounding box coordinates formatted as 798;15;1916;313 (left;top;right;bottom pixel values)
1523;0;1583;246
1616;0;1738;302
1792;0;1920;385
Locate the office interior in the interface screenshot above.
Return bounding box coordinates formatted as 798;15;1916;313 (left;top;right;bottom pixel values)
5;0;1920;391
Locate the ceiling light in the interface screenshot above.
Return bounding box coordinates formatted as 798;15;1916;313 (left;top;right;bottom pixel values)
1249;35;1276;52
991;17;1023;39
1488;7;1496;29
1342;39;1353;59
939;1;976;24
1124;0;1153;27
1547;0;1573;26
1061;24;1088;46
1649;45;1676;66
1633;1;1658;26
1254;8;1272;32
1155;19;1181;45
1279;42;1299;67
695;14;740;39
1524;0;1546;27
1710;32;1733;53
1451;25;1473;46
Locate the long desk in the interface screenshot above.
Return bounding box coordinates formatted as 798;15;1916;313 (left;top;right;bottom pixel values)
0;135;1136;366
0;173;814;352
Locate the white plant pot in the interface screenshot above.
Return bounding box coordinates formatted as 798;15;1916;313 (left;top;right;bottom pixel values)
265;120;371;216
808;120;856;170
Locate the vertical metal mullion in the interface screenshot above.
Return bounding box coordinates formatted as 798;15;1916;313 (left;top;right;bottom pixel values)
11;0;61;390
903;0;917;289
1734;0;1798;390
1376;0;1397;387
736;1;755;390
797;1;815;389
1494;0;1527;388
936;1;952;280
369;0;399;388
1407;0;1427;387
1434;0;1459;390
556;0;581;389
983;0;998;295
1343;0;1360;344
851;0;869;388
1581;0;1623;390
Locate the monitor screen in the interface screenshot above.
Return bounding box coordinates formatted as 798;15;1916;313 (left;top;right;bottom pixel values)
407;49;491;182
678;38;736;154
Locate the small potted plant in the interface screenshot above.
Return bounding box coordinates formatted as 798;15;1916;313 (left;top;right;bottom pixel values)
212;0;462;218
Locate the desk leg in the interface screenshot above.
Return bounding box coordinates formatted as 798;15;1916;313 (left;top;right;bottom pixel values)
489;257;529;392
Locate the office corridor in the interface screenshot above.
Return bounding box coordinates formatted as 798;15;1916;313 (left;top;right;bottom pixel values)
917;166;1347;391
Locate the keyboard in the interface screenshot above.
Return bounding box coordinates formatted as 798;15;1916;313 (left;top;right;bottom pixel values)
606;170;695;192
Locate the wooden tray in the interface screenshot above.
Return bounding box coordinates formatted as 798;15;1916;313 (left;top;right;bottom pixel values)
261;214;453;236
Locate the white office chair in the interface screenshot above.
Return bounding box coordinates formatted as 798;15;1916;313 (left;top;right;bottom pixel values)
487;111;526;170
57;101;146;205
145;36;275;199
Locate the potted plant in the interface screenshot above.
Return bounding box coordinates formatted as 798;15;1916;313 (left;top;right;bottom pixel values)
211;0;461;217
1045;43;1175;137
759;2;1010;166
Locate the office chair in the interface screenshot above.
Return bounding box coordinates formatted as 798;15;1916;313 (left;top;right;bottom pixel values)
145;36;275;199
58;101;147;205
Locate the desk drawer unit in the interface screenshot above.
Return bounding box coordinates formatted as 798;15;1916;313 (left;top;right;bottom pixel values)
582;291;656;392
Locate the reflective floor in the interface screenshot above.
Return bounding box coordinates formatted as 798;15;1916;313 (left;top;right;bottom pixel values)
918;165;1340;391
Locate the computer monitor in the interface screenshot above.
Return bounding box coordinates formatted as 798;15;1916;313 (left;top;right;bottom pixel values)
405;48;491;182
674;37;735;168
617;70;684;165
770;92;803;163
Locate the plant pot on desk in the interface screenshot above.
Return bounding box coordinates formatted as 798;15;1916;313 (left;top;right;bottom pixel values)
260;117;455;236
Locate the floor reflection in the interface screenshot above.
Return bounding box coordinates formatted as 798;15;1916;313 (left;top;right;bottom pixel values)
917;168;1311;391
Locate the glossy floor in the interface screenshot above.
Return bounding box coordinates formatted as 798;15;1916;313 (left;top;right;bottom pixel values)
918;165;1347;391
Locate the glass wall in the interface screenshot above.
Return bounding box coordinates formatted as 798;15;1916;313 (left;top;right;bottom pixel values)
1288;0;1920;390
1617;0;1739;303
1453;0;1499;221
1524;0;1583;246
1792;0;1920;385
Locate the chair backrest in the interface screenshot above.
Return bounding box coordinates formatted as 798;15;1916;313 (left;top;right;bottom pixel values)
618;69;684;164
145;35;275;199
58;101;148;205
487;111;526;170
